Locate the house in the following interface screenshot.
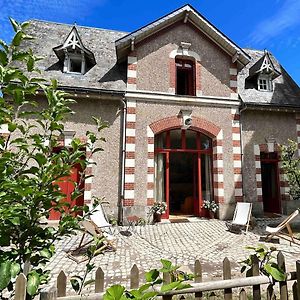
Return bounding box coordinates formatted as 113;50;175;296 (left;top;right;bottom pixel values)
20;4;300;222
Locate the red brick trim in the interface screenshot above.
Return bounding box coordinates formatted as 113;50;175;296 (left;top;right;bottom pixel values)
150;116;221;137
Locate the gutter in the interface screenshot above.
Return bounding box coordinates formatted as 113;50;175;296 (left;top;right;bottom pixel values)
239;102;247;202
118;97;127;225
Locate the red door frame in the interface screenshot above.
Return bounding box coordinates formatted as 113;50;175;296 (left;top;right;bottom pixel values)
260;152;281;213
155;130;213;218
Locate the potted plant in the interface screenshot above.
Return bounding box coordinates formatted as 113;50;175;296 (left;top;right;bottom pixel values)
150;201;167;222
202;199;218;219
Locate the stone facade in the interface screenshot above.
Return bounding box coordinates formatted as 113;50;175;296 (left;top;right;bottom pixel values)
21;4;300;222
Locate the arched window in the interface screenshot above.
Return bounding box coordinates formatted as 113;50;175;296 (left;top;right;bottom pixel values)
175;58;196;96
154;129;213;217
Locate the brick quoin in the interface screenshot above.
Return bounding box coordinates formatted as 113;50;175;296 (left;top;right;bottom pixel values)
84;183;92;191
126;122;136;129
128;77;137;84
127;107;136;114
125;167;135;174
123;199;134;207
147;182;154;189
148;167;155;174
124;183;134;190
213;153;223;160
126;152;135;159
230;75;237;81
128;64;137;70
126;136;135;143
147;198;155;206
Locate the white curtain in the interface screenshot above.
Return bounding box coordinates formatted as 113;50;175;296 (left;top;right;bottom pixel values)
154;134;165;202
202;154;212;201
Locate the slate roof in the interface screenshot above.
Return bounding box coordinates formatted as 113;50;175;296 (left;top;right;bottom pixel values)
238;49;300;108
24;20;300;108
24;20;128;91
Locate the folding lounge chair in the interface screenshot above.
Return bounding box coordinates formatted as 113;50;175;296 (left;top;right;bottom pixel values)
226;202;252;233
68;203;116;262
89;202;113;234
266;209;299;244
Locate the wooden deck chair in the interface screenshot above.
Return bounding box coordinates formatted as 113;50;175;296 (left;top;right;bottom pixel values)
89;202;113;234
266;209;299;244
226;202;252;233
67;220;116;263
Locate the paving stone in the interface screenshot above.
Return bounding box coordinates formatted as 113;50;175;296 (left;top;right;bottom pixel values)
45;219;300;294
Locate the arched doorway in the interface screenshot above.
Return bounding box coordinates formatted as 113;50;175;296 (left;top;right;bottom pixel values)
154;129;213;218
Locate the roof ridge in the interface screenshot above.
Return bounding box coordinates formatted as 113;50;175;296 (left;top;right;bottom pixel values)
29;18;128;34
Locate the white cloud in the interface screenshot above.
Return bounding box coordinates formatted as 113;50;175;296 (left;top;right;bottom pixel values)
0;0;106;41
248;0;300;45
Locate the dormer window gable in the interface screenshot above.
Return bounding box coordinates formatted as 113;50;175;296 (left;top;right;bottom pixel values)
246;51;281;92
53;26;96;75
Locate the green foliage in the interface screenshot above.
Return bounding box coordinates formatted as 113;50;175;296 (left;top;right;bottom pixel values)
70;235;107;294
0;19;108;299
240;245;286;282
103;260;193;300
280;140;300;200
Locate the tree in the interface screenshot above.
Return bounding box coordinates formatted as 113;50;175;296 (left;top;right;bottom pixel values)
280;140;300;201
0;19;107;298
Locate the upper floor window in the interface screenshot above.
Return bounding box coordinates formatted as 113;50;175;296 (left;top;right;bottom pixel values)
176;58;195;96
258;75;272;92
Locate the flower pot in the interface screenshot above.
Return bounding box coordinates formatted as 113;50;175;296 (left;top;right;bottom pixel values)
153;212;162;223
209;211;215;219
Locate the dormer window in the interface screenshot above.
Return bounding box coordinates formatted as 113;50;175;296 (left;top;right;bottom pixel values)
246;51;280;92
258;75;272;91
53;26;96;75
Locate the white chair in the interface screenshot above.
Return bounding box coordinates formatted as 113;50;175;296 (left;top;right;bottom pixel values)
226;202;252;233
266;209;299;244
90;202;113;232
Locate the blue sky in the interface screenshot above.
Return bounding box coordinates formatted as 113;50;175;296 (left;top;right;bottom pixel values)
0;0;299;85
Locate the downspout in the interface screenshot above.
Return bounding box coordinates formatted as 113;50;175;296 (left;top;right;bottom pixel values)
118;96;127;225
239;102;248;201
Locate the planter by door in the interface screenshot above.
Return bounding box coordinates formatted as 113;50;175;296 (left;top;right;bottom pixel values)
209;211;215;219
153;213;162;223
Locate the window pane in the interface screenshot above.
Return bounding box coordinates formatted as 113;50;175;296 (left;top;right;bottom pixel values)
170;129;182;149
155;153;166;202
201;154;212;202
70;58;82;73
186;130;197;149
155;132;166;149
200;134;211;150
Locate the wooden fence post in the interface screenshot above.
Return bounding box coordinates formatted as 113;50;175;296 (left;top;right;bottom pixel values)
267;284;275;300
296;260;300;300
57;270;67;297
278;251;288;300
95;267;105;293
40;286;58;300
130;264;139;289
293;282;299;300
239;288;247;300
223;257;232;300
14;273;27;300
194;260;202;300
162;271;172;300
252;255;261;300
